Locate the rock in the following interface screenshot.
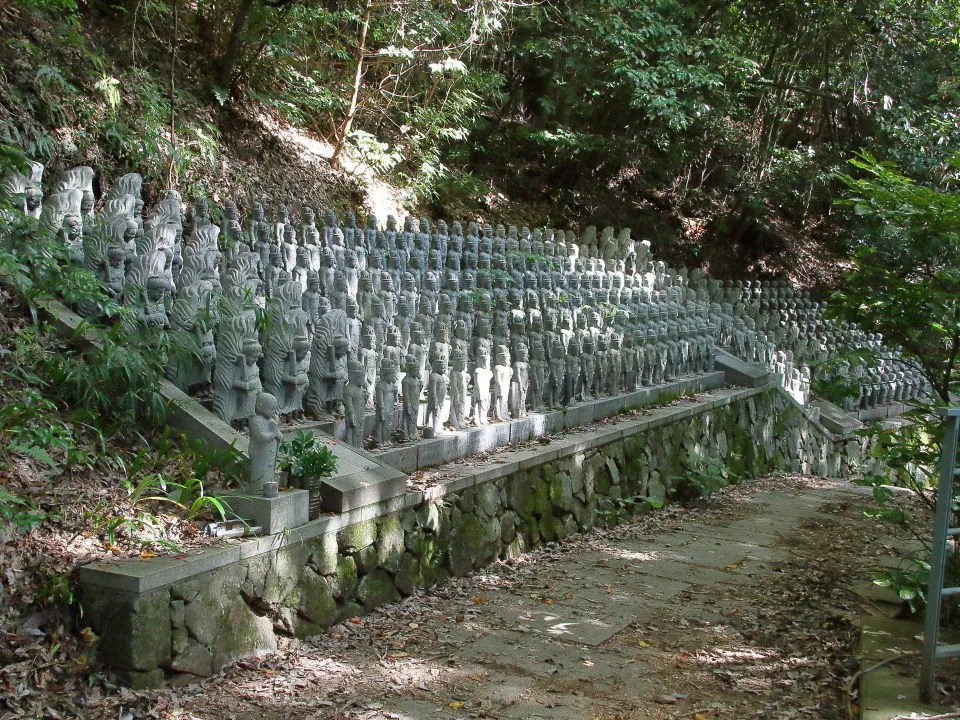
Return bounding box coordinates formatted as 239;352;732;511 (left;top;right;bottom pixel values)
394;553;421;596
458;488;475;513
376;514;405;573
309;533;339;575
400;509;417;532
98;590;171;671
448;513;488;576
338;520;377;552
299;567;338;627
475;482;502;518
210;597;276;672
416;502;440;532
169;600;185;628
356;570;401;610
549;471;574;510
353;545;379;574
327;556;358;599
500;510;517;543
115;668;165;690
170;639;213;677
605;457;621;486
507;473;534;518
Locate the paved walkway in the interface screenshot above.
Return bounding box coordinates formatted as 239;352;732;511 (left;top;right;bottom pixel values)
114;475;939;720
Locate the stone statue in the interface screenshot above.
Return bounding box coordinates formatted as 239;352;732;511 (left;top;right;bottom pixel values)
510;342;529;418
247;392;282;494
262;283;311;418
213;313;263;425
473;344;493;425
425;356;450;435
374;358;399;445
343;359;367;448
401;354;422;441
492;344;512;421
167;283;217;391
1;161;44;218
448;348;470;430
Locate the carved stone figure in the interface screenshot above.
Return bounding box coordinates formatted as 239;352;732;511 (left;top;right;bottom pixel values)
423;355;449;436
247;392;282;494
448;348;470;430
343;359;367;448
214;313;263;425
492;344;512;421
374;359;399;445
400;354;422;441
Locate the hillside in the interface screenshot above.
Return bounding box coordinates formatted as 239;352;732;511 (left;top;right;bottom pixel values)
2;1;957;287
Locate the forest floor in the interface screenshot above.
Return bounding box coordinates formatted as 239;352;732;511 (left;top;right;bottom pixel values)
34;473;952;720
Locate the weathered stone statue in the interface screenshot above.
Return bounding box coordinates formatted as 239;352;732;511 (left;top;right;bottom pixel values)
167;283;217;391
400;354;422;441
247;392;282;494
213;313;263;425
448;348;470;430
510;342;529;418
492;344;512;422
425;357;450;436
2;161;44;218
473;344;493;425
41;188;84;263
374;358;399;445
343;359;367;448
262;283;311;418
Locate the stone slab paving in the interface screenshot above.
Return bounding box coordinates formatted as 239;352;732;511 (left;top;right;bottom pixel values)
358;480;880;720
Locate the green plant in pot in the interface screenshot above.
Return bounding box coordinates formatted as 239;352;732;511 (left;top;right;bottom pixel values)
278;430;338;520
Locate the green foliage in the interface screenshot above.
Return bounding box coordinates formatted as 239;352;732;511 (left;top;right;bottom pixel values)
126;473;231;521
669;453;740;501
278;430;339;482
831;152;960;402
873;558;931;616
0;489;50;535
851;402;960;615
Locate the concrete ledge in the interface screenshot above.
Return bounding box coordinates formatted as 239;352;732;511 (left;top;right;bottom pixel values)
321;465;407;513
714;349;773;388
223;489;309;534
372;371;726;473
813;398;865;436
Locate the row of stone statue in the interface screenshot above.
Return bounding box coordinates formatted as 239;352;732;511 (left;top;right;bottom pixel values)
709;279;929;410
3;160;918;439
2;163;726;448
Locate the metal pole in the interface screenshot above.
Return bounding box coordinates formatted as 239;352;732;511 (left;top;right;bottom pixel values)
920;411;960;701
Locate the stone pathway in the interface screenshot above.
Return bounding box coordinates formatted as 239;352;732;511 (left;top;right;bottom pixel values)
360;482;870;720
103;475;931;720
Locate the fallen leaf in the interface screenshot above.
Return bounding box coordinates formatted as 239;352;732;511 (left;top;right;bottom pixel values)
139;550;155;559
653;693;687;704
448;701;467;709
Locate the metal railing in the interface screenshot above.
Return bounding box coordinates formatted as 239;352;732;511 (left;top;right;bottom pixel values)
920;407;960;701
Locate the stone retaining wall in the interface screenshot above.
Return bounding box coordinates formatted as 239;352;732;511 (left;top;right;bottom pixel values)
77;385;868;688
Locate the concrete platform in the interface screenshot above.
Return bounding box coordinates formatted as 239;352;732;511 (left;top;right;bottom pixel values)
372;371;726;472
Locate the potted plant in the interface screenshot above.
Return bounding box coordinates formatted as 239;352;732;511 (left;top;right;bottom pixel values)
278;430;338;520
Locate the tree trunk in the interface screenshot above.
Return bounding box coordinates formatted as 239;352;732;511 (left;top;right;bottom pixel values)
331;0;373;169
216;0;257;94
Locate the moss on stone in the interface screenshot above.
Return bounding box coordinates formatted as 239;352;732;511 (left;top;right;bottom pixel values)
376;514;406;573
327;556;358;599
356;570;401;610
394;553;421;596
337;519;377;553
298;566;338;628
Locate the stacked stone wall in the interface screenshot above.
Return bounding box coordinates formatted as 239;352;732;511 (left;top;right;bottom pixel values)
79;386;868;687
